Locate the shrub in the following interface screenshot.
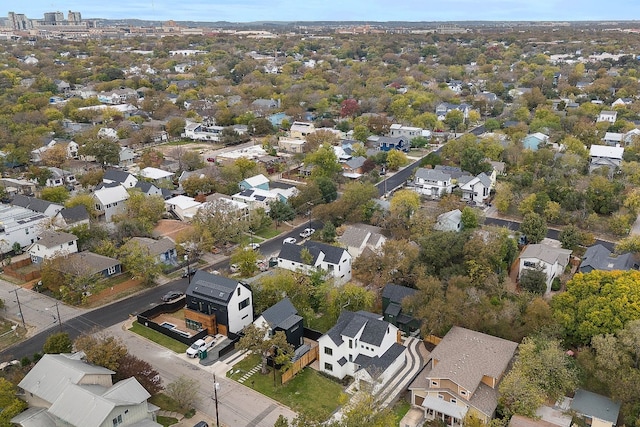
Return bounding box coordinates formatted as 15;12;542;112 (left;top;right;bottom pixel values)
551;278;561;292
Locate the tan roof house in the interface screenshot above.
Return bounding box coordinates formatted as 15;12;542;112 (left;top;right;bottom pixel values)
405;327;518;427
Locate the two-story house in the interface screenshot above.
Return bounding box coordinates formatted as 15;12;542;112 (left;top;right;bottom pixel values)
381;284;420;334
239;174;270;191
28;230;78;264
458;173;492;205
413;168;453;198
518;244;572;294
0;204;50;251
318;311;406;393
11;195;63;218
435;102;471;121
579;244;638;273
289;121;315;139
12;353;161;427
278;241;352;285
253;298;304;349
389;124;424;140
184;270;253;336
407;327;518;427
377;136;410;152
597;110;617;123
93;185;129;222
589;144;624;173
103;169;138;188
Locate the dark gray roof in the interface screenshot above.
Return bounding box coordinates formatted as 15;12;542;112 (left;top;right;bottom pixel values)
135;181;157;193
570;389;620;424
11;195;59;213
278;241;348;265
384;303;402;317
337;357;347;366
187;270;241;304
382;284;417;304
434;164;468;179
61;252;120;276
103;169;133;184
59;205;89;223
260;298;301;330
354;342;405;377
345;156;366;169
95;181;121;190
325;311;389;347
579;244;636;273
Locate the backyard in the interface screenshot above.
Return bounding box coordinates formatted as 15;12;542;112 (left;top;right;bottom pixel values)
129;321;189;353
227;354;343;421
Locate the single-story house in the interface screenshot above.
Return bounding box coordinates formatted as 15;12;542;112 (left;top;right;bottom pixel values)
434;209;462;232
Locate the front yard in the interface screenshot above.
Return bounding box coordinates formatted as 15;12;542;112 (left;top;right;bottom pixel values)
129;321;188;353
228;354;343;421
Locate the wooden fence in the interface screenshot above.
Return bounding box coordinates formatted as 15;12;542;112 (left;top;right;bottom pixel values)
4;258;41;282
282;345;319;384
424;335;442;346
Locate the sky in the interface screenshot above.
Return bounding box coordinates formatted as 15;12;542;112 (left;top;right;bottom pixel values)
10;0;640;23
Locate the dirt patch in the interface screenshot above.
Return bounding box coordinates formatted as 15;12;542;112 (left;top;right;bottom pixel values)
153;220;194;241
85;277;144;308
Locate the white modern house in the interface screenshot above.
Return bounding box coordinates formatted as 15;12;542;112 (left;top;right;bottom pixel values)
458;173;492;205
12;353;161;427
0;204;50;252
389;124;425;140
139;167;174;186
103;169;138;188
164;195;202;221
93;185;129;222
278;241;352;285
318;311;406;392
413;168;453;198
519;244;572;293
28;230;78;264
597;110;617;123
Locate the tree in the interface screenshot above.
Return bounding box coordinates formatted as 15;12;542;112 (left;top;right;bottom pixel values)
390;190;420;220
180;150;204;171
321;222;336;243
499;368;546;417
340;98;359;118
182;175;217;197
165;376;200;411
191;199;249;250
43;332;72;354
78;169;104;188
327;390;396;427
41;144;68;168
114;353;163;395
114;191;165;235
559;224;581;250
230;246;259;277
461;206;479;230
314;176;338;203
615;235;640;253
444;109;465;131
386;149;408;171
0;378;28;426
40;186;70;203
325;283;375;323
552;270;640;345
138;148;164;169
519;267;547;294
236;324;294;375
119;240;162;286
166;117;186;137
80;138;121;166
220;127;250;145
520;212;547;244
304;144;341;179
268;200;296;228
494;182;513;214
305;129;340;153
460;145;491;175
352;125;370;143
28;166;53;187
73;334;128;371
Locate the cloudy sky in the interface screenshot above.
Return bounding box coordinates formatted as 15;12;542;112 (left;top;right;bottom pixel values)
11;0;640;22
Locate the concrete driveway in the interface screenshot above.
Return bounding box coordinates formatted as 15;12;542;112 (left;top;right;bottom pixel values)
106;320;297;427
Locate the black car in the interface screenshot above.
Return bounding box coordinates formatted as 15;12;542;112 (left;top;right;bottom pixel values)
161;291;184;302
193;422;209;427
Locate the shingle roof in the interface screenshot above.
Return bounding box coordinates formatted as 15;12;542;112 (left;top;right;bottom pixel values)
325;311;390;347
382;284;417;304
278;240;348;266
93;185;129;205
570;389;620;424
187;270;241;304
103;169;134;184
521;244;572;267
354;342;405;377
60;252;120;276
36;230;77;248
580;244;636;272
126;237;175;257
59;205;89;223
427;326;518;397
260;298;301;330
11;195;61;214
415;168;451;182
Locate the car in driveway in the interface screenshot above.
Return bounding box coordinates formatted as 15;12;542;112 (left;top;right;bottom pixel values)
299;228;315;238
283;237;297;244
193;422;209;427
161;291;183;302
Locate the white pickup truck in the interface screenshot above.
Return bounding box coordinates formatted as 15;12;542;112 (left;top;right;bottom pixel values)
186;336;215;358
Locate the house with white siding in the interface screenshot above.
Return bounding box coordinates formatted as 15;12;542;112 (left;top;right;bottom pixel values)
93;185;129;222
28;230;78;264
278;241;352;285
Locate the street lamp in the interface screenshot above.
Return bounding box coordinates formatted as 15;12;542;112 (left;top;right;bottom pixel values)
184;250;192;284
213;374;220;427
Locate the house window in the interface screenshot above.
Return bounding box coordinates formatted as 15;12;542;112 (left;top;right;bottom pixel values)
460;390;467;396
107;266;117;275
451;398;457;404
438;394;444;400
431;380;439;387
349;339;352;349
324;347;333;356
112;414;123;426
237;287;241;296
238;298;250;310
68;241;73;246
523;261;538;268
324;363;333;371
185;319;202;331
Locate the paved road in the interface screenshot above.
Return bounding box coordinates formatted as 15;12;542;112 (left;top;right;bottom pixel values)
484;217;616;251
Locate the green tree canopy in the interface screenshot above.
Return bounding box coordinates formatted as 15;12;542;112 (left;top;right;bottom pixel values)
520;212;547;244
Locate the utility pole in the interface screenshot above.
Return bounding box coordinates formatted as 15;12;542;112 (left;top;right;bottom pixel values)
213;374;220;427
12;289;25;329
55;302;62;332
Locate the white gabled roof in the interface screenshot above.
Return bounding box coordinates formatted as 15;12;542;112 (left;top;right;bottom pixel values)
139;167;174;180
165;195;201;210
589;144;624;159
242;174;269;188
93;185;129;205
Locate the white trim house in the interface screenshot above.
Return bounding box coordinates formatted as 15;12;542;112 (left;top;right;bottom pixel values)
318;311;405;392
413;168;453;198
28;230;78;264
93;185;129;222
519;244;572;293
278;241;352;285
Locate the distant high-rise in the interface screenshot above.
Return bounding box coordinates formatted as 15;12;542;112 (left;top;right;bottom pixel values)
7;12;31;30
43;11;64;24
68;10;81;24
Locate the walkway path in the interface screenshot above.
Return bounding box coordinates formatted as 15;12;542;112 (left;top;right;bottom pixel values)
238;363;261;384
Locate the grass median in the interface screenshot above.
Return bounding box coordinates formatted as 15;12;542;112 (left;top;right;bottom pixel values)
129;321;189;353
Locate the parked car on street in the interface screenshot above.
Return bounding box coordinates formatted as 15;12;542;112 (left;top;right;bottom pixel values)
299;228;315;238
283;237;297;244
161;291;183;302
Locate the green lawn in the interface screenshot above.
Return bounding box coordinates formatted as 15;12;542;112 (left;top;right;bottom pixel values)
255;226;281;239
228;355;343;421
306;313;336;333
392;398;411;423
129;321;189;353
156;415;178;427
149;393;184;413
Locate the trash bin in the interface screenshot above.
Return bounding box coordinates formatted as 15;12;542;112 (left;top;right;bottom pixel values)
198;349;207;359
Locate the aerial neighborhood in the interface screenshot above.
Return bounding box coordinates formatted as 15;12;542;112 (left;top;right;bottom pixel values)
0;8;640;427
